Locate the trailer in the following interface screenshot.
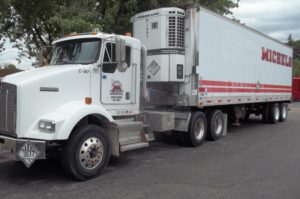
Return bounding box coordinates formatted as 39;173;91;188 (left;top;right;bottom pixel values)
0;6;292;180
292;77;300;101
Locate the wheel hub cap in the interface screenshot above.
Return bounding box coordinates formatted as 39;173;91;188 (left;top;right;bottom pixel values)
194;119;205;140
282;106;287;119
214;117;223;135
79;137;103;170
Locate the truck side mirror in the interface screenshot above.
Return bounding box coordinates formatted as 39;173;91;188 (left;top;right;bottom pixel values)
115;38;128;72
102;63;117;73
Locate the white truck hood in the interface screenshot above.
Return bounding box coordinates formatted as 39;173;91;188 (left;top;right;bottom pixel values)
1;64;93;139
2;65;86;86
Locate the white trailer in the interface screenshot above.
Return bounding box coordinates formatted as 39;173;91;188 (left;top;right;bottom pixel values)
0;6;292;180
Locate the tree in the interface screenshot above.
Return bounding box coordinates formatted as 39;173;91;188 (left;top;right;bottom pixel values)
287;35;300;77
0;0;239;62
3;63;17;70
287;35;300;60
293;59;300;77
287;34;294;46
1;0;104;60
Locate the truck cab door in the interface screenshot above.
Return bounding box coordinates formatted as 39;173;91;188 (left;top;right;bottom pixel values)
100;42;135;105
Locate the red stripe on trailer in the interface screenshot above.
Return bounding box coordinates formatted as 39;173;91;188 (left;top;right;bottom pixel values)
198;87;291;93
261;84;291;89
200;80;256;88
199;88;206;92
199;80;291;89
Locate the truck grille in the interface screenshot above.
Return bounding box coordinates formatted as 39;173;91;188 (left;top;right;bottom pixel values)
0;81;17;136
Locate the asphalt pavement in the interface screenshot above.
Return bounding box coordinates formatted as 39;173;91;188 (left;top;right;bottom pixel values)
1;103;300;199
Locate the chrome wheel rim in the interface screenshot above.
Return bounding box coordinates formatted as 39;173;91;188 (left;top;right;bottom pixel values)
275;106;280;121
281;105;287;119
79;137;103;170
194;119;205;140
214;117;223;136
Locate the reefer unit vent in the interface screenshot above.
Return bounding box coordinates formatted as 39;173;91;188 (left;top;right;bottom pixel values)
168;15;185;48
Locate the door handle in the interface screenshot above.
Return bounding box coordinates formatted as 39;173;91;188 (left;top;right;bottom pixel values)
126;92;130;100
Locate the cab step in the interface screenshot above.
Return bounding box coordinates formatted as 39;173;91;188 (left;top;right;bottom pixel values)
120;142;149;152
114;118;154;152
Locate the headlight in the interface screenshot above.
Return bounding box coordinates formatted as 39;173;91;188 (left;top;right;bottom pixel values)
39;120;56;132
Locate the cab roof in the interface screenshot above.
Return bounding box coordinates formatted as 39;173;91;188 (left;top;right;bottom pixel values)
52;32;141;48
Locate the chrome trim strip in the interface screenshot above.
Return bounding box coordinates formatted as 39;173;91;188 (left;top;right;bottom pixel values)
0;135;46;143
147;48;185;56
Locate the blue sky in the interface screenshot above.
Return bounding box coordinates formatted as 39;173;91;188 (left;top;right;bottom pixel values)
1;0;300;70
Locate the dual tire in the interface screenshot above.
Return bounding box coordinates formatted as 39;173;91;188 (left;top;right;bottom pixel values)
206;110;224;141
279;103;288;122
182;112;207;147
262;103;288;124
183;110;224;147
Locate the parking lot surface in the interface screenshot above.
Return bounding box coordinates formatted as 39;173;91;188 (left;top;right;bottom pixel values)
1;103;300;199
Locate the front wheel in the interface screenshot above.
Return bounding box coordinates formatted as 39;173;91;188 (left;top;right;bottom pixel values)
61;125;110;181
183;112;207;147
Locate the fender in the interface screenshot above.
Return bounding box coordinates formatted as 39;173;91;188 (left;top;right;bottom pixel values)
23;101;114;141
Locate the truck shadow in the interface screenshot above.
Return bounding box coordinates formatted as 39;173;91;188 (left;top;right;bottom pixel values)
0;116;268;183
0;158;69;184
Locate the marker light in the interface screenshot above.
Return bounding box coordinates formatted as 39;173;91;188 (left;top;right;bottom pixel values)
125;32;132;37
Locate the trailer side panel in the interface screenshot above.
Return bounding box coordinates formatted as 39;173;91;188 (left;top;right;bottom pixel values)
195;8;293;106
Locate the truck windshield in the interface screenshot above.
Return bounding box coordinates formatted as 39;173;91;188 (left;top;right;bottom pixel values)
50;38;101;65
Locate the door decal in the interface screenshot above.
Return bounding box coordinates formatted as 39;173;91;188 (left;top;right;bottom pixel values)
110;80;124;102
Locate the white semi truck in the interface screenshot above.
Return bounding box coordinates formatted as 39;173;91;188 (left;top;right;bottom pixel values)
0;6;293;180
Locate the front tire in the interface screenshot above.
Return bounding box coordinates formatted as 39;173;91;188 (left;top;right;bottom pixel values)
62;125;110;181
183;112;207;147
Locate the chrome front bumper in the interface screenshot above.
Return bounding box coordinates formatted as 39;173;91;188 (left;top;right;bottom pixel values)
0;134;46;167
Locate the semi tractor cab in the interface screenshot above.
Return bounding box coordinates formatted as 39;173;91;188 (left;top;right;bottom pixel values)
0;6;292;180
